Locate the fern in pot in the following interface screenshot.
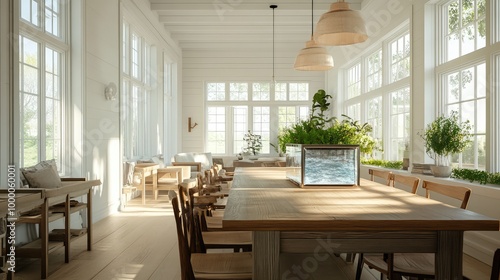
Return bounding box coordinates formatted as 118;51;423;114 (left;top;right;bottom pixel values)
419;111;472;177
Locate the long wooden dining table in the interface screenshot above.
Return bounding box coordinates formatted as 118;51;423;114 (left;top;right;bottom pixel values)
222;167;499;279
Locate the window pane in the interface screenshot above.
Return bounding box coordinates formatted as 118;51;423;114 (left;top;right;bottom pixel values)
389;88;410;161
131;33;140;79
21;0;39;26
45;0;61;37
443;0;485;62
252;83;270;101
207;107;226;154
253;107;270;154
367;49;382;91
274;82;287;100
390;33;410;83
447;1;459;33
229;83;248;101
233;106;248;154
22;94;39;166
444;62;485;169
367;97;383;159
207;82;225;101
347;63;361;98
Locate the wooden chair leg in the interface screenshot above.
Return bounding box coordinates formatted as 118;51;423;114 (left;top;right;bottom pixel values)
355;253;364;280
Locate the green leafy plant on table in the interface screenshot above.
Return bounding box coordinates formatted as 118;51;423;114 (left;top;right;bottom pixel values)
418;111;472;177
277;89;378;155
242;130;262;156
419;111;472;165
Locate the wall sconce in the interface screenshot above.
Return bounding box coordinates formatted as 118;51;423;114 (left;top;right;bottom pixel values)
188;117;198;132
104;82;117;101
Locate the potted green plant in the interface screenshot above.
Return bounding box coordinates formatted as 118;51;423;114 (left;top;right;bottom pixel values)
242;130;262;159
277;89;378;155
419;111;472;177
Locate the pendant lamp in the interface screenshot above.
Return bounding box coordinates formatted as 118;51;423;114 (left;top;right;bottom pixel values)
294;0;334;71
270;5;277;85
314;0;367;46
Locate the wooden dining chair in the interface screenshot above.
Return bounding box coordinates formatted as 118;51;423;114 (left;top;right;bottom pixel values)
178;183;251;252
357;180;472;280
491;248;500;280
169;190;252;280
391;173;421;194
368;169;392;186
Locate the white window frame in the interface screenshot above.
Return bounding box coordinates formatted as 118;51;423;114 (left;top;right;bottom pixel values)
205;82;310;156
438;0;487;64
342;26;411;160
121;19;153;160
436;0;498;171
19;0;69;173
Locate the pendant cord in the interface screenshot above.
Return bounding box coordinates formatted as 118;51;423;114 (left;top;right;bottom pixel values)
270;5;277;82
311;0;314;37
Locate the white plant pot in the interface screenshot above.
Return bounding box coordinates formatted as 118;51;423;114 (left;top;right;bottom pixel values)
430;165;452;178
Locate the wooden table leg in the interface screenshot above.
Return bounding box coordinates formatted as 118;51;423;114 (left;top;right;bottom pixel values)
436;231;463;279
64;195;70;263
40;200;48;279
141;171;146;205
87;189;92;251
253;231;280;280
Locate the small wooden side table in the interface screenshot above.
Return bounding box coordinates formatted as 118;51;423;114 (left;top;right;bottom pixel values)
134;163;159;204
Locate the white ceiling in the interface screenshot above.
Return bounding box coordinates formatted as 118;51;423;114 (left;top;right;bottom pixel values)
149;0;365;52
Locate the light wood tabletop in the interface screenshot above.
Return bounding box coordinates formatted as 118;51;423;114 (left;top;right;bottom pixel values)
223;167;499;279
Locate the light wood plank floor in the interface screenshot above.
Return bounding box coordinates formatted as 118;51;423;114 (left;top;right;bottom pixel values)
6;195;493;280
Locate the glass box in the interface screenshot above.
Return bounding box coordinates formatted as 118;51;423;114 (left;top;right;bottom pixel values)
286;144;360;188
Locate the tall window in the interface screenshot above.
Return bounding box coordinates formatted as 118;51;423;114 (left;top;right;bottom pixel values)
390;33;410;82
389;87;410;161
206;107;226;154
444;63;486;169
19;0;67;169
347;63;361;99
122;20;154;159
366;50;382;91
206;82;309;155
437;0;496;171
442;0;486;62
366;97;383;158
342;29;411;160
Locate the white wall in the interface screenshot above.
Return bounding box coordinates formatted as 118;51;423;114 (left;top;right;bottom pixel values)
82;0;182;221
83;0;122;221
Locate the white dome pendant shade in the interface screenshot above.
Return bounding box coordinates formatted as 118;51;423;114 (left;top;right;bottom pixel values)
314;0;368;46
294;0;334;71
294;37;334;71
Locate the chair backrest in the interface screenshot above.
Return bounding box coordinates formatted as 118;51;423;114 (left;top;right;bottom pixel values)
391;174;420;194
491;248;500;280
422;180;471;209
169;190;196;280
368;169;392;186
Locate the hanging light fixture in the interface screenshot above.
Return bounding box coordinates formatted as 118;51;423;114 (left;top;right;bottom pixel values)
270;4;278;85
294;0;334;71
314;0;367;46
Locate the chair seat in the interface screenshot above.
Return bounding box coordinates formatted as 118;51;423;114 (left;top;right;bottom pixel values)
205;216;223;230
213;196;228;209
364;253;435;276
191;252;253;279
203;231;252;249
158;178;177;184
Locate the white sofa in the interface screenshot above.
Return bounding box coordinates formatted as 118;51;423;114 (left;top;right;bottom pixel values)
171;152;213;178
